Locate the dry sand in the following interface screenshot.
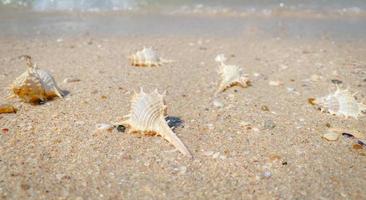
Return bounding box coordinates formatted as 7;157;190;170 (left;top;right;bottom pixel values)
0;34;366;199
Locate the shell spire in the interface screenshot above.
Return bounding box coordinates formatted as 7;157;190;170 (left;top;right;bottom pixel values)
10;55;64;103
312;86;366;119
129;47;173;67
122;88;192;157
215;54;250;94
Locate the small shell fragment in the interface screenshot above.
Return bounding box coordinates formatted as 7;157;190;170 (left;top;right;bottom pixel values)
121;88;192;157
129;47;172;67
9;55;64;103
312;86;366;119
322;129;341;141
269;80;283;86
0;104;17;114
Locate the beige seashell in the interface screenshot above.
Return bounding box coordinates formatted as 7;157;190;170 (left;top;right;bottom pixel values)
121;88;192;157
10;55;64;103
129;47;172;67
216;63;250;93
313;86;366;119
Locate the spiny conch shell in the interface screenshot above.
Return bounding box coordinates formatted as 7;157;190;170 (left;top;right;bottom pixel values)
312;86;366;119
9;55;64;103
129;47;172;67
121;88;192;157
215;54;250;94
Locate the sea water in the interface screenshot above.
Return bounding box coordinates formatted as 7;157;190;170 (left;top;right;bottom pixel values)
1;0;365;39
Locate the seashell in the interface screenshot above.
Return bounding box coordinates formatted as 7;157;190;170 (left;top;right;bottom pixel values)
216;63;250;93
121;88;192;157
129;47;172;67
313;86;366;119
9;55;64;103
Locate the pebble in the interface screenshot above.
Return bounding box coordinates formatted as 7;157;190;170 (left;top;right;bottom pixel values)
207;124;214;130
213;99;224;108
261;105;270;111
116;125;126;133
263;171;272;178
63;78;81;83
269;80;283;86
263;120;276;130
331;79;342;84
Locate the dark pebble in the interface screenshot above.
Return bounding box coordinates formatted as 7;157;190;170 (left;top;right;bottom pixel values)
331;79;342;84
116;125;126;133
282;161;288;165
166;116;183;129
263;120;276;130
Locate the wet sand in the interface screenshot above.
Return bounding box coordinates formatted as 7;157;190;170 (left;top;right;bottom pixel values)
0;33;366;199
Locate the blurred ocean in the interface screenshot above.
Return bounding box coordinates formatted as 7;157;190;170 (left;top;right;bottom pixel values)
1;0;366;16
1;0;366;38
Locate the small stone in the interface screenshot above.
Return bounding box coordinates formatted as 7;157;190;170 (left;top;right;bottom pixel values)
353;144;363;150
207;124;214;130
116;125;126;133
261;105;269;111
203;151;214;156
63;78;81;83
213;99;223;108
263;120;276;130
212;152;220;159
269;80;283;86
263;171;272;178
1;128;9;134
331;79;342;84
20;183;30;190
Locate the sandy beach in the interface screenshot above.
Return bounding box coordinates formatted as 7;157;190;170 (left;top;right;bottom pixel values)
0;32;365;199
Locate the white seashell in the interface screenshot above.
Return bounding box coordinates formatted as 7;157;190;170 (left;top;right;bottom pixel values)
216;63;250;93
10;55;64;103
122;88;192;157
129;47;172;67
314;87;366;119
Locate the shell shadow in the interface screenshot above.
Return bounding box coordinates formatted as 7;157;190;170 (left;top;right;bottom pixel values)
165;116;184;130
